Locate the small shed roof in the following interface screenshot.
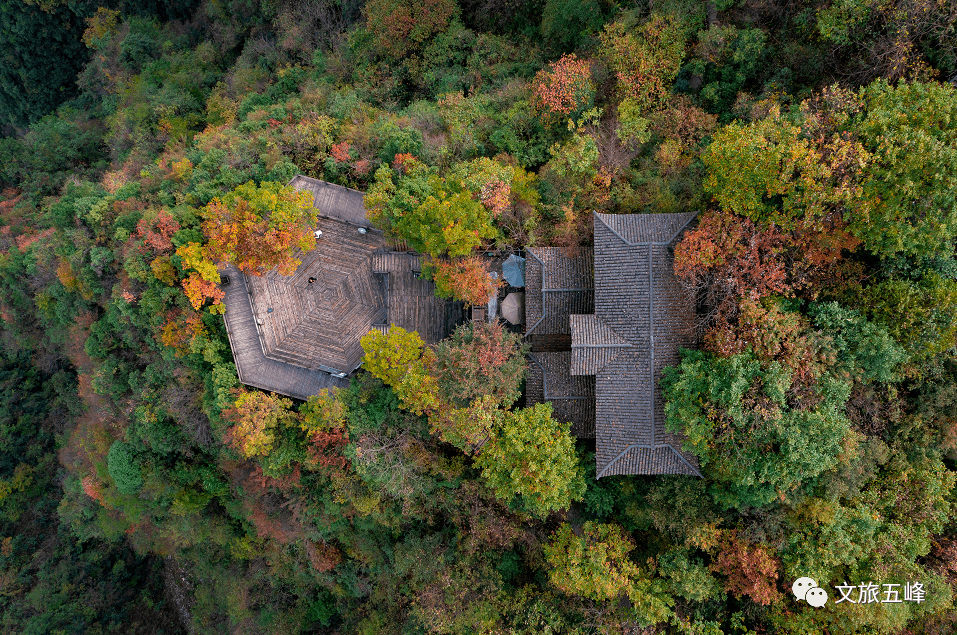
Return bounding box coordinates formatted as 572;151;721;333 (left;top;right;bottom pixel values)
502;254;526;287
524;248;594;336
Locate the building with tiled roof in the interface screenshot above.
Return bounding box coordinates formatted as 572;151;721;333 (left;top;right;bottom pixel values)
525;212;702;478
524;248;596;436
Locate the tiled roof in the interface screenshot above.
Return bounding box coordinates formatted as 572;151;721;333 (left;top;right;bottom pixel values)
570;314;632;375
525;248;594;336
526;352;596;438
248;218;386;373
599;445;700;477
220;263;348;401
588;212;701;478
595;211;698;245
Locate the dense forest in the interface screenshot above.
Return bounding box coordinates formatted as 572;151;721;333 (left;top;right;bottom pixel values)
1;0;957;632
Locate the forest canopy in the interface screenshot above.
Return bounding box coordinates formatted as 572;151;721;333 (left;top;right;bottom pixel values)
1;0;956;633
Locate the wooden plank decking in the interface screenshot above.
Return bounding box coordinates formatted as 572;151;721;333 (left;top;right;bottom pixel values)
248;218;386;373
372;252;466;343
221;263;349;401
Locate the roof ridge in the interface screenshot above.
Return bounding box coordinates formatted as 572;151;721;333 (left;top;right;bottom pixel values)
570;313;631;348
593;211;699;246
596;443;702;479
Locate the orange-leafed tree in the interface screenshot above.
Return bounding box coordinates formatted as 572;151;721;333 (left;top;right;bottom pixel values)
711;530;782;605
426;255;502;307
433;320;528;409
134;209;179;255
222;389;298;458
673;209;790;323
202;180;317;276
175;242;225;312
532;54;595;120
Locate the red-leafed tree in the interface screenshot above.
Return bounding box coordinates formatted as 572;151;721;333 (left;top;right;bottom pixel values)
711;530;782;606
532;54;595;120
673;208;790;323
300;389;350;475
433;320;528;409
364;0;458;61
135;209;179;255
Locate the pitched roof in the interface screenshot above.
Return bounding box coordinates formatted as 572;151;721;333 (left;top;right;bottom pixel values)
570;314;632;375
525;248;594;336
526;352;596;438
221;184;465;396
581;212;700;478
220;263;348;401
288;175;368;226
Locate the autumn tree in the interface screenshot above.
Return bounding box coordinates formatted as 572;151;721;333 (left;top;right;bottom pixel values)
475;403;585;518
448;157;541;247
203;180;317;276
223;389;298;458
429;394;502;452
599;14;685;113
175;242;225;313
532;54;595;121
365;155;498;258
300;389;350;474
433;320;528;409
544;521;674;626
545;521;641;601
364;0;458;61
426;255;501;307
711;530;782;605
815;0;957;83
848;80;957;259
360;325;439;415
702;105;868;234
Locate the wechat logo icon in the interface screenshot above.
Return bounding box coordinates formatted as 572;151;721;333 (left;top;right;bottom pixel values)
793;577;828;607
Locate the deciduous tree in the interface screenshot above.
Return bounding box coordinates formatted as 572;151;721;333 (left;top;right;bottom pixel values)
433;320;528;408
360;325;439;415
202;180;317;276
599;15;685;113
849;80;957;259
223;390;297;458
426;255;501;307
475;403;584;518
366;155;498;257
364;0;458;61
662;348;852;509
532;54;595;120
544;521;674;625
